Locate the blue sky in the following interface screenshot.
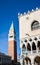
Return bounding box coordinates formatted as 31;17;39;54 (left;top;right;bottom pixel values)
0;0;40;55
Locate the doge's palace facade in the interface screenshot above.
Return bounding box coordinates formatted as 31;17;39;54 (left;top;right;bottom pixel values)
18;8;40;65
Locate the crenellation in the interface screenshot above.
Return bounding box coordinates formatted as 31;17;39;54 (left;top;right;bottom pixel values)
18;8;40;18
36;7;39;11
32;9;34;12
24;12;26;15
18;12;20;16
27;10;30;14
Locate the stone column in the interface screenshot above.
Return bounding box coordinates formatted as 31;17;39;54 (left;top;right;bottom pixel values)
36;41;38;53
26;43;27;54
36;43;37;53
31;43;32;54
31;58;34;65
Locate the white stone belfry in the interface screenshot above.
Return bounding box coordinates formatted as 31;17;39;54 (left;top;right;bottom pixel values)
8;21;16;41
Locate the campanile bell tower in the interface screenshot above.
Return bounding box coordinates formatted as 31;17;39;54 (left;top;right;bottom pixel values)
8;21;17;61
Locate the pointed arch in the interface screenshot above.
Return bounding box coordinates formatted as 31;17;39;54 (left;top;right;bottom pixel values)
32;42;36;50
27;43;31;51
37;41;40;50
25;56;31;65
34;56;40;65
22;44;26;52
22;44;26;48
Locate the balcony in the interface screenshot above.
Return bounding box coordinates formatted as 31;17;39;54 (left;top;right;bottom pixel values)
22;50;40;54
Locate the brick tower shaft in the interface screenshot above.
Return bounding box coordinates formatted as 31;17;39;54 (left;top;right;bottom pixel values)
8;22;17;61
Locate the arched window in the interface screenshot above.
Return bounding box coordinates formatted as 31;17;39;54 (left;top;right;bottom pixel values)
27;43;31;51
22;44;26;52
22;44;26;48
37;41;40;50
31;20;39;30
32;42;36;50
25;56;31;65
34;56;40;64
